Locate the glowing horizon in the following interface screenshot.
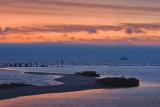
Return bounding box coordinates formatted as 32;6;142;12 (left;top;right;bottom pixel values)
0;0;160;45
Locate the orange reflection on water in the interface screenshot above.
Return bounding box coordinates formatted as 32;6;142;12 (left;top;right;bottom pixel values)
140;82;160;88
0;84;160;107
0;89;106;107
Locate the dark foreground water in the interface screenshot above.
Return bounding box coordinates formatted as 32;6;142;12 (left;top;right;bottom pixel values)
0;87;160;107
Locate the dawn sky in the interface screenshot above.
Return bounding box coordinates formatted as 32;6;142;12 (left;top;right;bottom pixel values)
0;0;160;45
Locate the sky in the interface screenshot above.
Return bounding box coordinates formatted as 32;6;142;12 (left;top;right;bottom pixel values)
0;0;160;45
0;43;160;58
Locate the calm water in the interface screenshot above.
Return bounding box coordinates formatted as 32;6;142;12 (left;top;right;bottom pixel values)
0;66;160;107
0;66;160;85
0;87;160;107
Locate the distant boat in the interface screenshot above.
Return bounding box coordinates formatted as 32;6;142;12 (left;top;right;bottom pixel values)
120;55;128;60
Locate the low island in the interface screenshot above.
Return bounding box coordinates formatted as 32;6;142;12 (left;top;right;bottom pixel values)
0;71;139;100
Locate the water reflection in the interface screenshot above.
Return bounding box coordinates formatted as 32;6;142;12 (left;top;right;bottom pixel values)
140;82;160;87
0;87;160;107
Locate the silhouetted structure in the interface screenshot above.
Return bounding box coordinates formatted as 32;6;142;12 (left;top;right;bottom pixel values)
62;60;64;67
35;62;38;67
120;54;128;60
1;61;56;68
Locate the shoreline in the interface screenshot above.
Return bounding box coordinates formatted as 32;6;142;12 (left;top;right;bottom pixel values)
0;73;106;100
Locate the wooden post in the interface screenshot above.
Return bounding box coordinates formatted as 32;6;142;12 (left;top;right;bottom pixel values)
62;60;64;67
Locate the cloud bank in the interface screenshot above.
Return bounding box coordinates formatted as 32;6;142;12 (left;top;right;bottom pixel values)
0;23;160;35
0;0;160;16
